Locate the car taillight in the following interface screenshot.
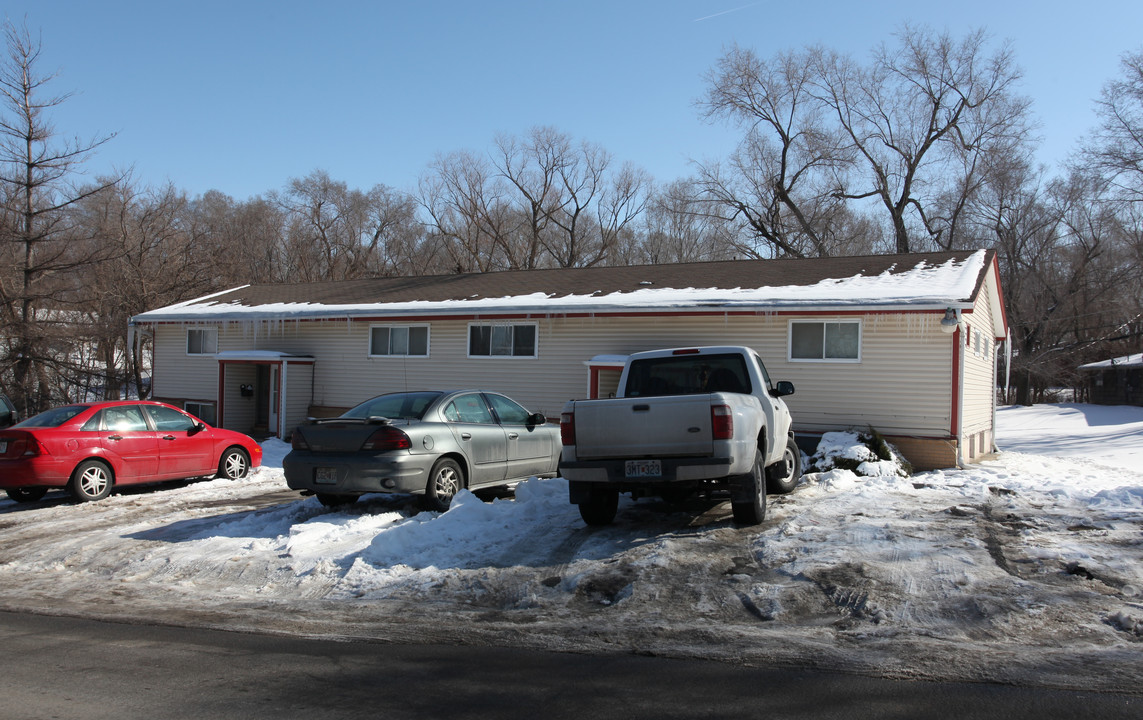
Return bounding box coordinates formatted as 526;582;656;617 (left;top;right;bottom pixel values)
291;430;310;450
361;426;412;451
22;436;48;457
560;412;576;446
711;404;733;440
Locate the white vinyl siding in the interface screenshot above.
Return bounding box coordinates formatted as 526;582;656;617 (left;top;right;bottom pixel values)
148;308;966;444
960;275;1001;458
283;363;313;436
154;326;223;399
224;364;256;433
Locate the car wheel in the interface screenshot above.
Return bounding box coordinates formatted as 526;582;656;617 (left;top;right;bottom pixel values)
5;487;48;503
217;447;251;480
421;457;464;512
766;437;802;495
69;460;113;502
731;449;767;526
578;487;619;526
317;493;358;508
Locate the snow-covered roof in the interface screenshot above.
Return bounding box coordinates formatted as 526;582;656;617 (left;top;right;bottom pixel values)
131;250;996;325
1079;353;1143;370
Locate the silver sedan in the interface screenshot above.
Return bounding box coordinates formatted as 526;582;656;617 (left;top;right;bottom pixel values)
283;390;561;510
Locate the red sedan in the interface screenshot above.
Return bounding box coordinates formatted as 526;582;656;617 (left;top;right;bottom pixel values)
0;400;263;503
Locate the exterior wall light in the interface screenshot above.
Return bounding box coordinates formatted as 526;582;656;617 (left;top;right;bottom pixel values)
940;308;961;334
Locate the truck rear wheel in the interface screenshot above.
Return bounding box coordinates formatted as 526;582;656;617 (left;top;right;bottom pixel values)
731;450;767;526
578;487;619;526
766;437;802;495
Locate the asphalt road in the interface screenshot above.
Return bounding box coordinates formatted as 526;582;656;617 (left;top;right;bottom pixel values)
1;611;1137;720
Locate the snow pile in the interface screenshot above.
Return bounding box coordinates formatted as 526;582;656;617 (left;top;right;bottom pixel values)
805;429;911;477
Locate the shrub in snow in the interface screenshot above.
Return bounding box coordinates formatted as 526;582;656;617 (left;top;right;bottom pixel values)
806;428;912;478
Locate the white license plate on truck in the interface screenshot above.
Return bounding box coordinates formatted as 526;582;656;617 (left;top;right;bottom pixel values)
315;467;338;484
625;459;661;478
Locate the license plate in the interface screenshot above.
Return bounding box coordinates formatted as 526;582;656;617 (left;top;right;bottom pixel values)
314;467;338;484
625;459;661;478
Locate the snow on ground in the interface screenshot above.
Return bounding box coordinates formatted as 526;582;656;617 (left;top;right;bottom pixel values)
1;404;1141;692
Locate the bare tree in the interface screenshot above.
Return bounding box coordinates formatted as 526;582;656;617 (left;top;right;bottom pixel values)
625;179;731;264
273;170;420;281
815;27;1032;253
188;190;287;285
493;127;650;268
1084;48;1143;203
700;28;1032;257
419;151;514;273
0;20;118;414
698;46;855;258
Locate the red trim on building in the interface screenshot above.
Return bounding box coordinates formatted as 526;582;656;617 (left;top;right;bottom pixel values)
951;326;962;438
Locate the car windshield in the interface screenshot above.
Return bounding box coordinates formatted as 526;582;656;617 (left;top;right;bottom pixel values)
14;404;91;428
342;392;442;421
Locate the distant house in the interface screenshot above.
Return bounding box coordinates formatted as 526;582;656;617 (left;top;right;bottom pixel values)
1079;354;1142;406
128;250;1008;470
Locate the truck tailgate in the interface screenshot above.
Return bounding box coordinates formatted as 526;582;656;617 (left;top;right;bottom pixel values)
572;395;715;460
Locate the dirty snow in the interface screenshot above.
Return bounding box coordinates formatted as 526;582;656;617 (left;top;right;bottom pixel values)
1;402;1141;693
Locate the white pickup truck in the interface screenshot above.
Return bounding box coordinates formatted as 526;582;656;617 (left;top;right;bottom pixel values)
559;346;799;526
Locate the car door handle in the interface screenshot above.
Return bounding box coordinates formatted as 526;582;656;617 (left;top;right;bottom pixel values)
461;433;472;440
508;433;519;440
108;434;123;441
162;435;176;441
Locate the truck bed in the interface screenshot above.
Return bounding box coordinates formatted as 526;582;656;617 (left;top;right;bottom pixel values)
568;394;721;460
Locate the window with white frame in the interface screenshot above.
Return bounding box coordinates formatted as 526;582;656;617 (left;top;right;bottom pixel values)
369;325;429;357
789;320;861;362
468;323;537;358
186;328;217;355
184;401;216;426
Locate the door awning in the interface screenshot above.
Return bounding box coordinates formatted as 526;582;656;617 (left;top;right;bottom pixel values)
215;351;314;363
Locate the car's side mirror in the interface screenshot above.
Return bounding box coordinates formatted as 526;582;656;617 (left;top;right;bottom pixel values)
190;422;207;435
772;381;795;397
527;412;548;426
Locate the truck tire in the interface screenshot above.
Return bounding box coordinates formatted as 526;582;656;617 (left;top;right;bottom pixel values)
579;487;619;526
731;449;767;526
766;437;802;495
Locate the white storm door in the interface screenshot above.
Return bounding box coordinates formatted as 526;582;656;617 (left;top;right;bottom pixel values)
268;365;280;435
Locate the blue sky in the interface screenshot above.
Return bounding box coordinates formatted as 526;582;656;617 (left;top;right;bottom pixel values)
5;1;1142;200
